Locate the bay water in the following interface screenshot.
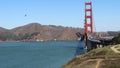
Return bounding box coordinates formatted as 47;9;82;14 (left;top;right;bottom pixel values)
0;41;85;68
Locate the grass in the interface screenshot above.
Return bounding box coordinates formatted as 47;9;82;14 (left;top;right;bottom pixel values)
117;49;120;51
79;46;120;60
62;45;120;68
114;46;120;48
100;59;120;68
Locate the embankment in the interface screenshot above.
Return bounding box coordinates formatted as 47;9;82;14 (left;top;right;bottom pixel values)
62;44;120;68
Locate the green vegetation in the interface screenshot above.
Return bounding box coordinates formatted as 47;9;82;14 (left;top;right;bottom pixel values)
100;59;120;68
0;31;17;41
16;32;39;40
62;45;120;68
112;33;120;44
87;46;120;57
0;32;39;41
117;49;120;51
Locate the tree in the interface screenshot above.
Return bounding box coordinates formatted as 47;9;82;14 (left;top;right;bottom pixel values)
112;33;120;44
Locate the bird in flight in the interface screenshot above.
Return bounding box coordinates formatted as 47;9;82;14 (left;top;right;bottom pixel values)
24;14;27;17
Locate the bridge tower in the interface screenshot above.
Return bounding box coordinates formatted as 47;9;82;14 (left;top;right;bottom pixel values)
84;2;93;34
84;2;94;50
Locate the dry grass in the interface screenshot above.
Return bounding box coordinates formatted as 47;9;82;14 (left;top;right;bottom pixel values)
62;45;120;68
100;59;120;68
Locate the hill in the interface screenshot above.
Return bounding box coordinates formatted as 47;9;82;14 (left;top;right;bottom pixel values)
11;23;43;35
62;45;120;68
0;23;84;41
0;27;8;33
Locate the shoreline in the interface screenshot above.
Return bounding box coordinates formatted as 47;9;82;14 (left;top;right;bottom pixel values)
0;40;78;42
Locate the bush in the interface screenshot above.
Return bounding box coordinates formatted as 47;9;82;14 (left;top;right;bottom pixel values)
112;33;120;44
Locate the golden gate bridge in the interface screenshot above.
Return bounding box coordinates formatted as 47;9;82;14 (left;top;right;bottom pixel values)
76;2;113;51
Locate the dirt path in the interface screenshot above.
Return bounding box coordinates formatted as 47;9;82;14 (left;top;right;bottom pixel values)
78;59;103;68
111;45;120;53
95;59;102;68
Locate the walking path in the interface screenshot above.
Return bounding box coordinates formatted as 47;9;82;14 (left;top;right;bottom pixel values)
95;59;102;68
111;44;120;53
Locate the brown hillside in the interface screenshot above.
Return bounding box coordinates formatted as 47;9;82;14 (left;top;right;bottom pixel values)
11;23;42;35
58;28;84;40
0;23;84;41
0;27;8;33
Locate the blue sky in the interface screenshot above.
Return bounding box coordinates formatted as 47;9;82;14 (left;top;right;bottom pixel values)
0;0;120;32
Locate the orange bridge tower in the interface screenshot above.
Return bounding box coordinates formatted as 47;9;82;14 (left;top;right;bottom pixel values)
84;2;93;34
84;2;94;50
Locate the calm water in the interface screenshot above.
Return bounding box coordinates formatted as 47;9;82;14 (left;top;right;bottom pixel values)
0;41;85;68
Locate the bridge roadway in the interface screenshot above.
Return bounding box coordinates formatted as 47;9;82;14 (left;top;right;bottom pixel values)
86;37;113;51
88;36;113;45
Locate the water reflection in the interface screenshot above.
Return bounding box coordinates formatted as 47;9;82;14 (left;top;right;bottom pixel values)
75;40;86;55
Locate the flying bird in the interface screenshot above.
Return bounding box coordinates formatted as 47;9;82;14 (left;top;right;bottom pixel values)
24;14;27;17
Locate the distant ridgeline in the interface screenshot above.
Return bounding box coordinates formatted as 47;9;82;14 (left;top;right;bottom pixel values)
0;23;83;41
0;23;119;42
